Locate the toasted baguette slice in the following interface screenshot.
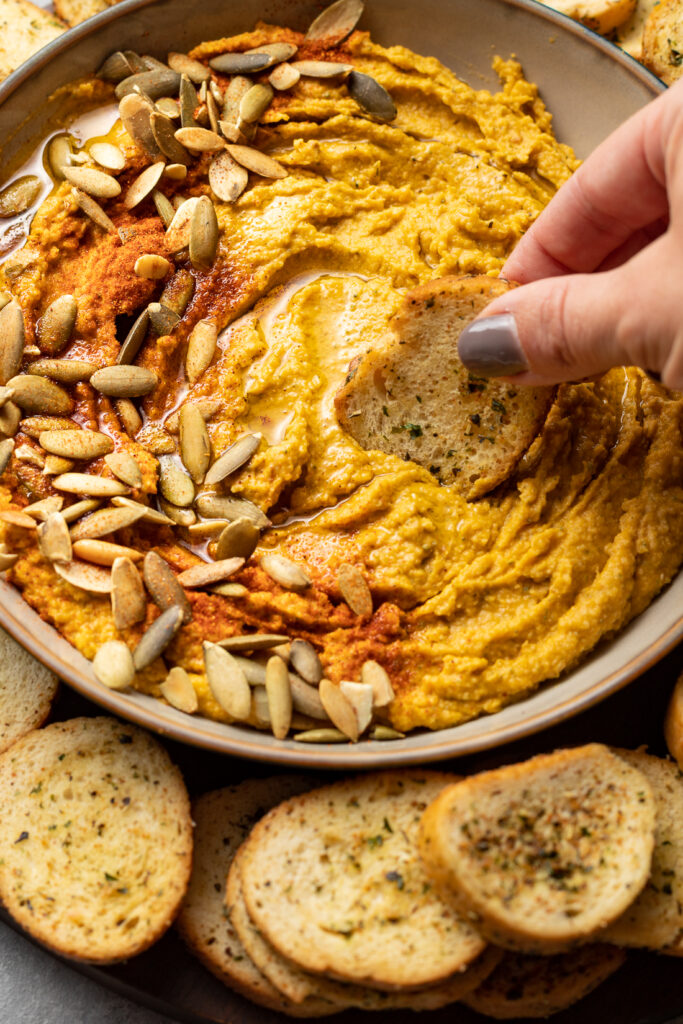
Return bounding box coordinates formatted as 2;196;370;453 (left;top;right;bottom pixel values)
0;626;58;754
239;770;486;990
228;849;502;1010
541;0;636;33
53;0;110;26
334;276;554;499
176;778;338;1018
613;0;659;56
0;0;66;80
602;750;683;950
0;716;192;963
664;671;683;767
419;744;656;954
642;0;683;83
462;944;626;1019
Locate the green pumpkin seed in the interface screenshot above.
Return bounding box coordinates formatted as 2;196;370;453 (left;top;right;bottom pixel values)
293;727;347;743
225;144;287;179
158;457;195;507
208;150;248;203
141;54;171;72
205;432;261;485
176;556;243;588
291;60;352;77
89;142;126;171
6;375;73;415
38;429;113;460
203;641;251;720
216;632;288;652
133;604;183;670
71;188;117;234
103;451;142;488
90;365;158;398
115;398;143;437
209;52;270;74
36;294;77;356
185;320;217;383
206;91;220;134
159;269;194;316
165;196;200;252
179;74;199;128
124;161;165;209
134;254;172;280
152;189;175;227
195;493;270;528
96;51;134;81
55;559;112;593
189;195;218;271
148;302;180;336
246;42;298;66
265;655;292;738
290;638;323;685
29;358;97;383
167;51;210;83
118;93;162;160
289;673;327;719
46;135;72;180
178;403;210;483
151;111;191;165
156;96;180;119
117;307;149;365
369;725;405;740
60;498;101;523
53;473;129;498
115;68;181;101
0;300;25;385
158;497;196;526
165;398;221;434
0;175;42;218
70;504;145;540
348;70;397;121
215;517;259;561
305;0;364;42
239;83;273;124
143;549;192;623
174;126;224;152
63;166;121;199
111;555;146;630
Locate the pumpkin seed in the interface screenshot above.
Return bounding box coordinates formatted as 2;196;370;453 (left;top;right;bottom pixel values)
291;60;352;77
20;415;73;438
119;93;162;160
96;51;135;81
339;680;373;734
209;52;271;74
104;451;142;488
0;401;20;438
153;189;176;227
159;497;196;526
368;724;405;740
6;376;73;415
63;166;121;199
165;196;200;251
14;443;44;467
229;654;266;685
38;429;113;460
210;80;222;103
210;580;248;598
141;54;171;72
147;302;180;338
89;142;126;171
305;0;364;43
260;552;311;591
93;640;135;690
217;633;288;652
203;641;251;720
132;425;175;454
174;126;224;152
167;51;210;82
195;493;270;528
159;457;195;507
348;70;397;121
206;91;220;134
165;398;221;433
208;149;248;203
60;498;101;523
36;511;72;563
186;519;228;538
319;678;358;741
179;403;210;483
218;120;244;144
185;320;217;384
289;673;327;719
239;83;273;124
293;727;347;743
124;161;165;210
269;63;300;90
360;659;394;705
0;437;13;474
0;509;36;529
164;163;187;180
289;638;323;685
246;42;298;65
0;175;42;218
0;551;17;571
143;548;192;618
55;559;112;593
160;665;198;713
264;655;292;739
134;253;172;280
72;538;142;566
70;503;146;540
189;196;219;271
46;135;72;180
115;68;181;101
43;455;75;475
133;604;183;669
205;432;260;485
179;74;199;128
0;300;25;384
177;556;243;589
123;50;147;73
110;554;146;631
336;562;372;616
29;359;97;383
90;365;158;398
225;144;287;179
115;398;143;436
160;269;195;316
36;294;77;356
116;308;149;366
150;111;191;165
72;188;117;234
215;517;259;561
157;96;180;119
53;473;129;498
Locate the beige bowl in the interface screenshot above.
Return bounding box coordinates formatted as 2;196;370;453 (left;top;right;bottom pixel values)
0;0;675;767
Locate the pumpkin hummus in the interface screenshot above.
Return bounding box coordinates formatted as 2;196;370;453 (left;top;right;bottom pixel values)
0;24;682;735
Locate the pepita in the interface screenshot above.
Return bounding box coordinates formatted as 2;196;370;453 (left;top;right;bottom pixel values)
164;163;187;180
0;551;18;571
319;678;358;741
186;519;228;538
269;62;300;90
63;166;122;199
339;680;373;734
368;725;405;740
289;673;327;719
43;455;75;475
203;641;251;720
115;398;143;436
179;402;211;483
260;551;311;591
179;74;199;128
124;161;165;209
134;253;172;279
195;493;270;528
89;142;126;171
239;83;273;124
177;556;243;588
130;424;175;454
206;91;220;134
141;54;171;72
123;50;147;73
36;294;77;356
159;456;195;507
72;188;117;234
305;0;364;43
53;473;129;498
104;451;142;488
189;195;219;271
93;640;135;690
143;549;192;622
115;68;181;101
246;42;298;66
347;70;397;121
217;633;288;652
46;135;72;180
29;358;97;383
208;150;248;203
90;365;158;398
6;375;73;415
225;144;287;179
185;320;217;383
293;727;347;743
265;655;292;739
37;511;72;564
0;300;25;384
38;429;113;460
0;175;42;218
0;438;13;474
160;665;198;713
289;638;323;685
153;189;176;227
118;93;162;160
117;307;150;364
60;498;101;523
72;538;142;566
209;52;271;74
291;60;352;77
336;562;373;617
133;604;183;670
148;302;180;336
160;269;195;316
205;432;261;484
165;196;200;252
360;659;394;705
156;96;180;119
55;559;112;593
210;580;248;597
97;51;135;82
215;517;259;561
165;398;221;433
159;497;196;526
167;51;210;83
14;443;44;468
0;401;20;438
151;111;191;165
70;504;146;541
20;415;73;438
174;126;225;152
231;654;266;685
113;556;149;631
0;509;37;529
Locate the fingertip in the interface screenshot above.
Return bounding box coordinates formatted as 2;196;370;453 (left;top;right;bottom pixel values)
457;313;530;377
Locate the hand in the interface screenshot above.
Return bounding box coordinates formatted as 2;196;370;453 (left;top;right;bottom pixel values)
457;78;683;389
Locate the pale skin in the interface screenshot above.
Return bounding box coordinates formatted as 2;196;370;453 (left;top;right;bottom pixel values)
474;77;683;388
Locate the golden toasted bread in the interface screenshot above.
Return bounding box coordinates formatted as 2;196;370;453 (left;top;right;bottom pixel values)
542;0;636;33
0;0;66;80
642;0;683;83
334;277;554;499
613;0;660;56
0;626;58;754
0;717;192;963
419;745;656;954
665;672;683;766
53;0;109;26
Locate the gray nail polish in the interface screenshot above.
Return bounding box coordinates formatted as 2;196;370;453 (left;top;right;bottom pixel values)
457;313;529;377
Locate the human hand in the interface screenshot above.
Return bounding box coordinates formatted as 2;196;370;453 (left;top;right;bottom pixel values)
457;77;683;389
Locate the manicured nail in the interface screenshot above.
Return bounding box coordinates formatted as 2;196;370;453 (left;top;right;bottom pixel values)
458;313;529;377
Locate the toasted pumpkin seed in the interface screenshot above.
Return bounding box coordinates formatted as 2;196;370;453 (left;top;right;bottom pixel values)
131;424;175;454
368;724;405;740
239;83;273;123
0;551;18;571
178;403;211;483
29;359;97;383
0;401;20;438
348;70;397;121
70;504;146;540
119;93;162;160
167;51;210;82
196;493;270;528
174;126;224;152
63;166;121;199
269;62;300;90
37;511;72;563
14;442;44;468
89;142;126;171
97;51;135;81
159;456;195;507
46;135;72;180
289;673;327;719
93;640;135;690
336;562;372;616
265;655;292;739
53;473;129;498
104;451;142;488
55;559;112;593
205;432;260;485
157;97;180;119
164;163;187;180
215;517;259;561
360;659;394;705
72;188;117;234
0;509;36;529
209;52;270;74
186;519;229;538
189;196;219;272
159;497;196;526
206;91;220;134
43;455;75;475
185;320;217;383
291;60;352;77
115;398;143;436
217;633;288;652
123;50;147;73
0;437;13;474
165;398;221;433
218;120;243;144
141;54;171;72
0;175;42;218
124;161;165;209
90;365;158;398
73;538;142;566
36;294;77;356
179;74;198;128
177;556;243;588
0;300;25;384
20;415;73;438
208;150;248;203
134;253;172;280
6;376;73;415
225;144;287;179
203;641;251;719
60;498;101;523
160;268;195;316
339;680;373;734
150;111;191;165
153;189;176;227
210;581;248;598
147;302;180;337
229;654;266;685
246;41;298;65
110;554;147;631
133;604;183;669
142;549;192;624
117;308;150;365
115;68;181;101
165;195;200;251
319;678;358;741
160;665;198;713
38;429;113;460
293;727;347;743
260;551;311;591
289;638;323;685
306;0;364;43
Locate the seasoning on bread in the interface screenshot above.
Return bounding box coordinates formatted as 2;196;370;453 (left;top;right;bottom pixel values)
334;276;554;499
642;0;683;83
418;744;656;954
0;625;58;754
0;0;66;81
0;716;192;963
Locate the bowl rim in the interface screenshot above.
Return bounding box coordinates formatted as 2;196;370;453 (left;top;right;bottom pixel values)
0;0;675;768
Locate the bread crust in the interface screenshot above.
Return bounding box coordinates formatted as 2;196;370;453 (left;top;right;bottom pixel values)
642;0;683;83
0;0;66;80
0;626;58;754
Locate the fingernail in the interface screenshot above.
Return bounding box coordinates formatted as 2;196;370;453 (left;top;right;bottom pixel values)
458;313;529;377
